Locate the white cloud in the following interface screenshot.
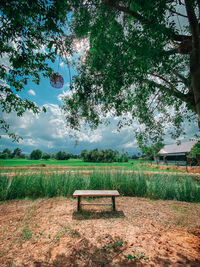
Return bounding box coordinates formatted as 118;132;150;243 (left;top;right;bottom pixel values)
77;132;102;143
57;88;74;102
90;134;102;143
123;140;137;148
28;89;36;96
63;83;70;88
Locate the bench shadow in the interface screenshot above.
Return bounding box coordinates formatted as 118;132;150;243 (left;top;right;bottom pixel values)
72;210;125;220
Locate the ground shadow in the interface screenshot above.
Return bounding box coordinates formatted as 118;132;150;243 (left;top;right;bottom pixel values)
72;210;125;220
33;235;139;267
33;233;200;267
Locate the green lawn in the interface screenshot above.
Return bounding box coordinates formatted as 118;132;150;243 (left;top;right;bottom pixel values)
0;158;138;168
0;158;183;173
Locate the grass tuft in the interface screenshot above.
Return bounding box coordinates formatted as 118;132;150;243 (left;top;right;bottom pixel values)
0;171;200;203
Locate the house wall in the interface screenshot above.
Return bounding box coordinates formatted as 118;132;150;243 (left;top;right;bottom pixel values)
158;154;187;166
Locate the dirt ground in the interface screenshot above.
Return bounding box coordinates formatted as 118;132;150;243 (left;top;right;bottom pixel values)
0;197;200;266
157;165;200;174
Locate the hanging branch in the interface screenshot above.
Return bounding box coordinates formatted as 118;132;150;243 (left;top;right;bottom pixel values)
67;59;72;85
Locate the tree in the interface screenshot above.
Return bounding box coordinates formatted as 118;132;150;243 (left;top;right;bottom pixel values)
62;0;200;144
12;148;22;158
188;142;200;159
80;148;127;163
1;1;200;144
2;148;12;158
81;149;89;161
0;152;8;159
138;141;164;160
42;153;51;160
55;151;70;160
118;152;129;162
30;149;42;160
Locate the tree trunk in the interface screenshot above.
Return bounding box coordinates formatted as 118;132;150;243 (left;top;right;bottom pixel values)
190;51;200;127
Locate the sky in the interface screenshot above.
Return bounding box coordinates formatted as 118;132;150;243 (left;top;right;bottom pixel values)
0;7;199;156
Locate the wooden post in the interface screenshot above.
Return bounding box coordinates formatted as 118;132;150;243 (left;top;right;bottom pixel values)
112;196;116;211
77;196;81;211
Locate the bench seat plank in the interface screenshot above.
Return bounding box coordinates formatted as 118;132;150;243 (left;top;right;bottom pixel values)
73;190;120;197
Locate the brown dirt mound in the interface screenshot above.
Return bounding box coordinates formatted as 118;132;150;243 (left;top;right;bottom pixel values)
159;165;200;173
0;197;200;266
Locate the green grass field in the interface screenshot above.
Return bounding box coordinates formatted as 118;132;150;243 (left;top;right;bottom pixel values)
0;158;129;167
0;158;183;173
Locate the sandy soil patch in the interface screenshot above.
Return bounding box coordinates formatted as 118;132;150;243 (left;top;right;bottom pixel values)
0;197;200;266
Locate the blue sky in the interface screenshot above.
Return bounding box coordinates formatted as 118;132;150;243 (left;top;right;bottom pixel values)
0;29;199;155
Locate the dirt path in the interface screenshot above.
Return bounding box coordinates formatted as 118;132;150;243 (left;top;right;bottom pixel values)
0;197;200;266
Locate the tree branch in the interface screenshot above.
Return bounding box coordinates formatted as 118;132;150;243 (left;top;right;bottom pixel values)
167;7;188;18
104;0;192;44
144;77;195;111
149;73;182;94
173;34;192;42
103;1;149;24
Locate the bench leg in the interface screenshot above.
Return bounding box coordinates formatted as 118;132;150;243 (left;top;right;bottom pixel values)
112;196;116;211
77;196;81;211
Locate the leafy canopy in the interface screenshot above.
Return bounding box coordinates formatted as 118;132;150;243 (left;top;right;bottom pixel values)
1;0;200;145
62;0;199;145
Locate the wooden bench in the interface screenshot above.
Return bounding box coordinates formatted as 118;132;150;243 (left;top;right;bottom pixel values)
73;190;120;211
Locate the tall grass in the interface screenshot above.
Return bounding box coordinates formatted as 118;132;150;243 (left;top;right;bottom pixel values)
0;171;200;203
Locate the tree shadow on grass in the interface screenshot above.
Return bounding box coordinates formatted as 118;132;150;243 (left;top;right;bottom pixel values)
72;210;125;220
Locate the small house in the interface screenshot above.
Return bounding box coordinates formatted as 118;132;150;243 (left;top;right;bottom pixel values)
158;141;198;165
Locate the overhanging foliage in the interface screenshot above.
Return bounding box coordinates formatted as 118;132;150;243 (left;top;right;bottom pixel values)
1;1;200;144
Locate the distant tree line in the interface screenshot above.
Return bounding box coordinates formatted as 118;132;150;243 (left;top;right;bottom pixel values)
0;148;77;160
0;148;25;159
0;148;131;162
29;150;73;160
80;149;128;163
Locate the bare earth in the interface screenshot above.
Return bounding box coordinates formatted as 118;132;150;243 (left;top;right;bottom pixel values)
0;197;200;266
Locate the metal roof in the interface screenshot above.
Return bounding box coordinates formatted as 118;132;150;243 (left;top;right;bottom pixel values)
158;141;198;155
